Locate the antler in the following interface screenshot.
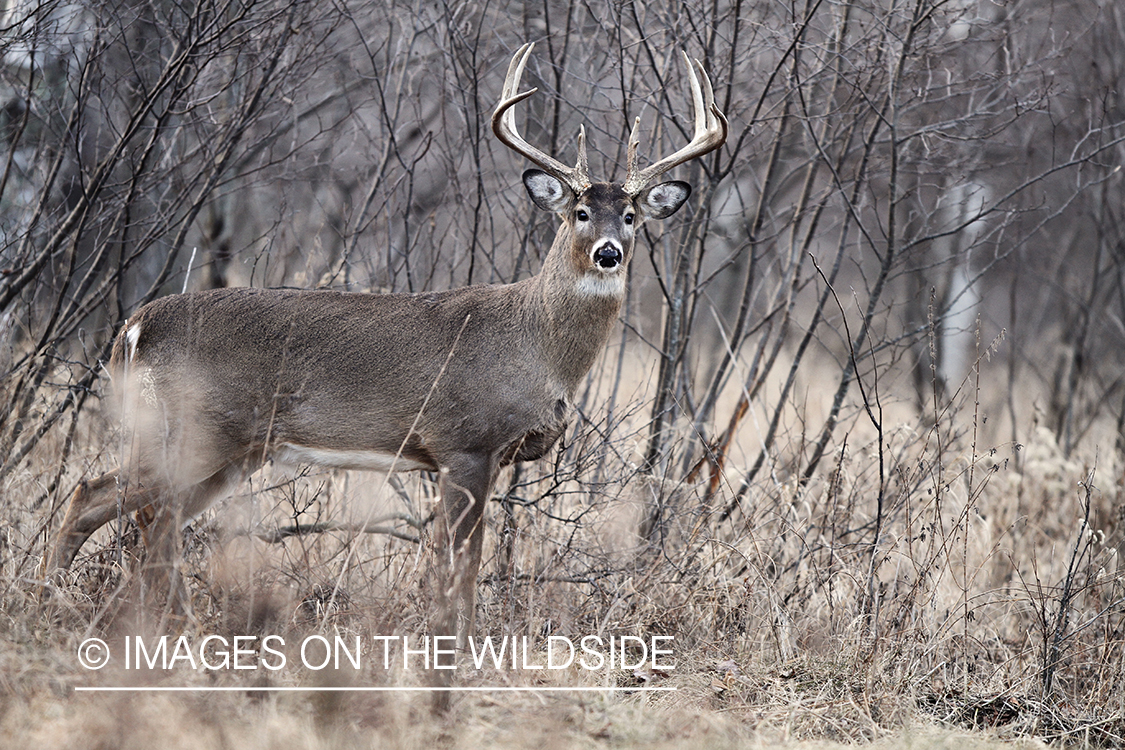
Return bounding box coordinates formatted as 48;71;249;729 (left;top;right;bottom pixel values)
622;51;728;196
492;43;591;194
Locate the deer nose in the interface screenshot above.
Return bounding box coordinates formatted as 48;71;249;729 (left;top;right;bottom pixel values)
592;242;623;270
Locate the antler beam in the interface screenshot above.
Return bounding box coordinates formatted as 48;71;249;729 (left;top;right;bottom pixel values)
623;51;728;196
493;45;727;198
492;43;591;194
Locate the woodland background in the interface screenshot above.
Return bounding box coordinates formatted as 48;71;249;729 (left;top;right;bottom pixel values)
2;0;1125;747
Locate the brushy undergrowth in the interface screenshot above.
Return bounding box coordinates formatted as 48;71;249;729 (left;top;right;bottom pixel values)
3;340;1124;750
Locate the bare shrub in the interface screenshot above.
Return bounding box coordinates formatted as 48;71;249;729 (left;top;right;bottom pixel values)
3;0;1125;745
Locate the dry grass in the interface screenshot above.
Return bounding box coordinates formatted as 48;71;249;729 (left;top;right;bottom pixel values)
3;343;1125;749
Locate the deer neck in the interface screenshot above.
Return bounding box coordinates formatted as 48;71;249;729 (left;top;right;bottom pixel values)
529;224;626;390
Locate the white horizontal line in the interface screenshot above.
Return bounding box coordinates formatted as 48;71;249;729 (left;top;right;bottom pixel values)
74;685;676;693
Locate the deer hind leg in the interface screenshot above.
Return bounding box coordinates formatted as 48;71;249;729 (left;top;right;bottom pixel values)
134;463;250;614
45;470;161;574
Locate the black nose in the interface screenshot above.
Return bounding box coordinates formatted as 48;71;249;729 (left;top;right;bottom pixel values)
594;245;623;269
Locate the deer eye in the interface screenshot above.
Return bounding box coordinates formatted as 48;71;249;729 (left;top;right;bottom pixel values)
624;213;634;225
576;210;589;222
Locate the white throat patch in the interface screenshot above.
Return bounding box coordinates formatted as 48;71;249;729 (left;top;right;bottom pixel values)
575;273;626;297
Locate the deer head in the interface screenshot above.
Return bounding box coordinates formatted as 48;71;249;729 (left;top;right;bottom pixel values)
493;43;728;294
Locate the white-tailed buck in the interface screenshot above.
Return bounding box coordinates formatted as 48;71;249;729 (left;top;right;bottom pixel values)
46;43;727;629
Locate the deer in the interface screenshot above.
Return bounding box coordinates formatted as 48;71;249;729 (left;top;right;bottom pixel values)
44;43;727;635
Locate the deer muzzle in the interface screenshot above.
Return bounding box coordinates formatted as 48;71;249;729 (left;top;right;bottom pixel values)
592;241;623;270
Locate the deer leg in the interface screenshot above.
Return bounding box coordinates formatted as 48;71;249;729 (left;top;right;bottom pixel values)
47;461;246;583
430;452;496;712
137;501;185;613
435;453;497;640
45;470;161;574
135;463;249;615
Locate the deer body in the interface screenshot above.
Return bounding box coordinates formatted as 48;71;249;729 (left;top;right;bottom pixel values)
47;43;726;634
49;199;627;582
114;278;597;481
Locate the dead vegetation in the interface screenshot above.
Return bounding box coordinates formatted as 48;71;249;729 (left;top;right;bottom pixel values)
4;342;1125;748
4;0;1125;746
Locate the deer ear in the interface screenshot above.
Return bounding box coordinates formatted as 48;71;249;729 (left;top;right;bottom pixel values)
523;170;574;213
640;181;691;220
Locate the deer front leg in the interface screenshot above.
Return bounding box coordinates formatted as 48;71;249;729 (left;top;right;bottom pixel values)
435;452;497;641
429;452;496;712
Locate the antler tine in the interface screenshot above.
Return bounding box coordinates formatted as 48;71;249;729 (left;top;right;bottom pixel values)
492;43;591;193
622;50;728;196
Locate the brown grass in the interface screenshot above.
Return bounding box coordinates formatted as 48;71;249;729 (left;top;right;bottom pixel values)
3;342;1125;749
